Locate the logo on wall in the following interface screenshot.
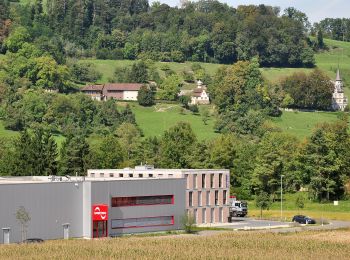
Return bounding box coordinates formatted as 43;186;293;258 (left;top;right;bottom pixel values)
92;204;108;221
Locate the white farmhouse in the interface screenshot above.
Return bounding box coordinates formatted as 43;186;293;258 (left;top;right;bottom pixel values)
191;80;210;105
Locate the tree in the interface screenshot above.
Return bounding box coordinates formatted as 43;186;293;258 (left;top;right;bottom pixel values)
129;61;148;83
297;121;350;201
160;122;197;168
201;109;210;125
115;122;141;162
295;193;305;213
99;135;124;168
59;135;90;176
16;206;31;242
255;192;271;219
137;85;155;106
181;212;196;234
158;74;182;101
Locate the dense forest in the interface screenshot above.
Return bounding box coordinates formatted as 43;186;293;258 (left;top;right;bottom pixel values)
0;0;315;67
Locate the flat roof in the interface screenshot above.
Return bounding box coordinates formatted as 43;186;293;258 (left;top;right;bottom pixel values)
0;176;183;185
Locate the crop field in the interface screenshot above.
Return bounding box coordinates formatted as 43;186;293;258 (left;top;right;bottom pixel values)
1;229;350;259
248;193;350;221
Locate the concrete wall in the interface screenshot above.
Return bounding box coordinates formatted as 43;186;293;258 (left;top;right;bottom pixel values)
90;178;186;235
123;91;138;101
0;182;84;244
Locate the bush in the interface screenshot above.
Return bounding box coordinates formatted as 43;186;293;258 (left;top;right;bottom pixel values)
188;105;199;114
181;213;196;234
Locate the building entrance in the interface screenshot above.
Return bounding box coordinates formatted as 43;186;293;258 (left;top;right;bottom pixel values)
93;220;108;238
92;204;109;238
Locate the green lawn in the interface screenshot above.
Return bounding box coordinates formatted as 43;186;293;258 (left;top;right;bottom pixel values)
271;111;343;139
81;59;225;84
128;103;219;140
248;192;350;221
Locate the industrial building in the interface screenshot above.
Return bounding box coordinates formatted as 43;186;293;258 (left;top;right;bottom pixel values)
0;167;230;244
0;175;185;244
87;166;231;225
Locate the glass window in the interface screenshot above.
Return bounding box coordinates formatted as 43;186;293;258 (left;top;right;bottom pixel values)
215;191;219;206
193;174;197;188
223;190;227;205
198;191;202;206
202;175;206;188
100;173;104;177
112;216;173;229
219;174;223;188
111;195;173;207
119;173;124;178
129;174;133;177
206;191;210;206
149;174;153;178
110;173;114;177
189;191;193;207
139;174;143;178
90;173;95;177
210;174;214;188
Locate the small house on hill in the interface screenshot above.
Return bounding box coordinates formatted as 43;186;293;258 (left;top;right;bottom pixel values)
81;83;143;101
191;80;210;105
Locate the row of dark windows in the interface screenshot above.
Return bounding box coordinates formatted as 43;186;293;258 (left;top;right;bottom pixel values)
187;173;225;189
189;190;227;207
111;216;174;229
111;195;173;207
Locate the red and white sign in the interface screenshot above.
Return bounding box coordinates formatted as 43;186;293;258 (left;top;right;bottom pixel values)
92;204;108;221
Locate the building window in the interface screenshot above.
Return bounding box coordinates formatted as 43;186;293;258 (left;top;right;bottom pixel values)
110;173;114;177
90;173;95;177
189;191;193;207
149;174;153;178
194;209;198;223
198;191;202;206
206;191;210;206
119;173;124;178
111;195;174;207
202;208;206;223
169;174;173;177
215;191;219;206
202;175;206;188
185;174;189;189
193;174;197;189
100;173;104;177
223;190;227;205
219;208;223;222
210;174;214;188
139;174;143;178
129;174;133;178
219;174;223;188
111;216;174;229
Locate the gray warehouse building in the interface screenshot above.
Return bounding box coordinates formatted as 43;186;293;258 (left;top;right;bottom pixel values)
0;176;185;244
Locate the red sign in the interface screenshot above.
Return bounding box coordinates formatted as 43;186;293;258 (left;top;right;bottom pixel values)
92;204;108;221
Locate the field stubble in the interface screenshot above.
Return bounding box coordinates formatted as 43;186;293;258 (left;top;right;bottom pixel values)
1;230;350;259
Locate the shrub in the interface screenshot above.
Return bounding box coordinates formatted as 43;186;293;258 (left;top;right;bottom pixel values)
181;212;196;234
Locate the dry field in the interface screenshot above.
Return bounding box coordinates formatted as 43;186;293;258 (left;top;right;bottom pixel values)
1;230;350;260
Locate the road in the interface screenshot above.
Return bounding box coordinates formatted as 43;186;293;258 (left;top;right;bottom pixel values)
203;217;350;233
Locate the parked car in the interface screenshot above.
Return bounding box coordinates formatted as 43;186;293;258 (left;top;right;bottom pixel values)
292;215;316;224
23;238;44;244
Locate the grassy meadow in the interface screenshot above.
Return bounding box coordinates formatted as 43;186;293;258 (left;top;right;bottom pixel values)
248;193;350;221
1;229;350;259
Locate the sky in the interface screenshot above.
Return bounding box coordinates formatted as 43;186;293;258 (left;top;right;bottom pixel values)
150;0;350;23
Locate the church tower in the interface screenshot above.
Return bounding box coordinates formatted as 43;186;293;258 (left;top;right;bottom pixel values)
332;69;348;111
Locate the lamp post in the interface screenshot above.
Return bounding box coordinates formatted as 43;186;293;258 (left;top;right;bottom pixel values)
280;175;284;222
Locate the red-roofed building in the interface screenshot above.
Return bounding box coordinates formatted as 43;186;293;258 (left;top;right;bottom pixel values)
81;83;143;101
191;80;210;105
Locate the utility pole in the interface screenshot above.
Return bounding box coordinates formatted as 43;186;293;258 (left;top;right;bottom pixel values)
280;175;284;222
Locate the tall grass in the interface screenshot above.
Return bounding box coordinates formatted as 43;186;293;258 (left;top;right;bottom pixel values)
1;230;350;259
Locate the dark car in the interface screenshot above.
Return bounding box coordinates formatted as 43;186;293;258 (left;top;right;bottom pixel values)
292;215;316;224
23;238;44;244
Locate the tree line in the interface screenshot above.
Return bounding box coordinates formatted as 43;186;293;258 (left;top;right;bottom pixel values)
1;119;349;202
0;1;315;67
